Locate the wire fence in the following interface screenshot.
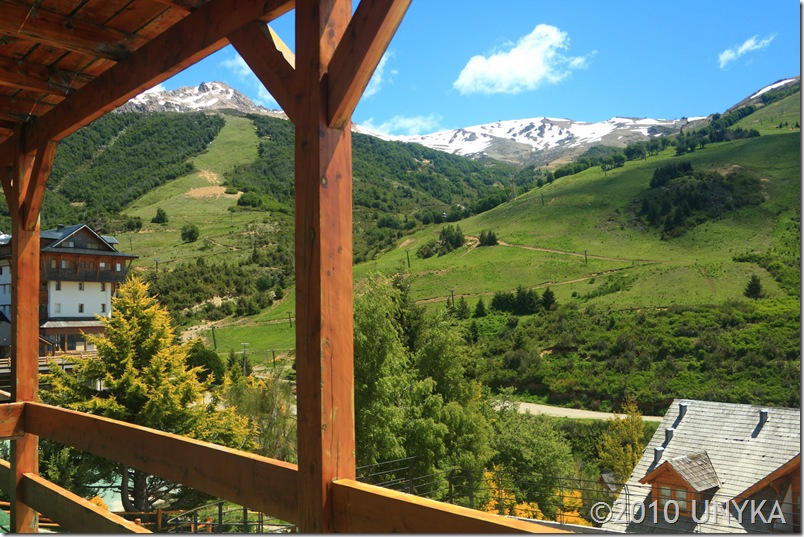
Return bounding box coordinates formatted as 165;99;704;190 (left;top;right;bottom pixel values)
355;457;801;533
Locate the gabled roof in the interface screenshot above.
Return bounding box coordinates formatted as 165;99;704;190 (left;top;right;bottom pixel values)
604;399;801;533
640;451;720;492
41;224;118;251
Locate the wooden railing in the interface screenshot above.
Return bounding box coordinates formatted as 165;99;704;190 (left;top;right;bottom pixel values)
0;402;564;533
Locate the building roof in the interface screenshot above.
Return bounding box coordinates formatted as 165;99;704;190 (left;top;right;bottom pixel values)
640;451;720;492
40;320;105;329
604;398;800;533
0;223;135;260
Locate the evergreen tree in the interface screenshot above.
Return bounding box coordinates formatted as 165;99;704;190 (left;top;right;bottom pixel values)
42;276;251;513
474;297;487;318
744;274;763;299
455;296;471;319
541;287;556;311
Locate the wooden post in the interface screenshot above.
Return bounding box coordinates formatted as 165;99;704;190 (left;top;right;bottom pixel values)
294;0;356;532
1;134;55;533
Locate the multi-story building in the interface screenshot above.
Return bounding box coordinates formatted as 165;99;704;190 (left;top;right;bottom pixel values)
0;223;137;356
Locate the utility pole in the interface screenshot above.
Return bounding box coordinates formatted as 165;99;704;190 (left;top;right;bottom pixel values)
405;249;411;268
450;288;455;308
241;342;249;377
584;250;588;265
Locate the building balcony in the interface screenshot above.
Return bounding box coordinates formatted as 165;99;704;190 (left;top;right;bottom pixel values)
43;269;128;284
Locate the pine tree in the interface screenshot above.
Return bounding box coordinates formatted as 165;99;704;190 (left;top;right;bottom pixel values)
42;275;251;513
474;297;487;318
744;274;763;300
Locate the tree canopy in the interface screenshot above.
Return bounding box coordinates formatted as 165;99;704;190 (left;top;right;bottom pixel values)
42;275;252;512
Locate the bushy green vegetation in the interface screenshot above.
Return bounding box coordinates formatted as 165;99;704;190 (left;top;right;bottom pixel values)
225;114;533;261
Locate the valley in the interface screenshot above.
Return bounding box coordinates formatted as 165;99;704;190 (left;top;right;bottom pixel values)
9;78;801;415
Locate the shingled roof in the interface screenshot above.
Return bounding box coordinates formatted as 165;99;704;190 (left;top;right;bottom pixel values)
604;398;800;533
641;451;721;492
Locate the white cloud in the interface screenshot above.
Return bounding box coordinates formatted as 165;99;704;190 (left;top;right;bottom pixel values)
221;55;252;79
718;34;775;69
220;54;280;109
364;51;394;98
362;114;443;136
453;24;594;95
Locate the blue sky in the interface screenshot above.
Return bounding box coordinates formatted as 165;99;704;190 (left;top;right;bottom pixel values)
159;1;801;136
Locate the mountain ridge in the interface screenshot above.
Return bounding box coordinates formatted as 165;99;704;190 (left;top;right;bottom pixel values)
122;76;800;167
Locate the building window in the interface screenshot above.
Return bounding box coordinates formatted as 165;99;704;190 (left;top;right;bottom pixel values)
55;281;61;291
655;485;692;517
101;282;106;292
61;260;68;269
50;260;56;269
78;304;84;313
100;262;107;270
101;303;106;313
78;282;84;291
54;303;61;314
116;263;122;272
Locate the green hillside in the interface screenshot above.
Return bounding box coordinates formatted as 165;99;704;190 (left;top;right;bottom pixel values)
1;82;798;412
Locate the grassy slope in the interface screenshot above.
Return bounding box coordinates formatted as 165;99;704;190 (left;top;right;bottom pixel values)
120;115;262;273
201;130;799;358
111;107;798;367
358;132;799;309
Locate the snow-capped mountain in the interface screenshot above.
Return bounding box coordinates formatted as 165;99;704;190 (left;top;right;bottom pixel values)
394;116;688;166
116;81;285;117
389;76;800;166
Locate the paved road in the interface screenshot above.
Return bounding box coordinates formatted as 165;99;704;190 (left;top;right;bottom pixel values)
517;402;664;422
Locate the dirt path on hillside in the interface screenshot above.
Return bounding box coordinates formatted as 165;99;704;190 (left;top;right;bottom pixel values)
496;240;663;264
516;402;663;422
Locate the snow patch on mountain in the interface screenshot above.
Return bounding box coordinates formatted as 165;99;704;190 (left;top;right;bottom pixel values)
750;77;799;100
395;116;685;164
117;81;283;116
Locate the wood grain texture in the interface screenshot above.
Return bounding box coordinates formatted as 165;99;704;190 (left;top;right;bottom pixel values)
327;0;410;129
331;479;568;533
0;402;25;439
229;22;298;122
19;472;150;533
294;0;356;531
24;402;300;523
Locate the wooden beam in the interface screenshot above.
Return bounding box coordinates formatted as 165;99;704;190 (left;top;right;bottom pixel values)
0;56;89;96
22;141;57;231
0;0;149;61
0;0;295;166
0;403;25;440
23;402;300;523
228;22;298;122
0;94;55;120
8;136;40;532
294;0;356;532
327;0;410;129
19;472;151;533
331;479;567;533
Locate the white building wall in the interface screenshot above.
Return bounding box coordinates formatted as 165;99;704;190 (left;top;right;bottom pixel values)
49;280;111;318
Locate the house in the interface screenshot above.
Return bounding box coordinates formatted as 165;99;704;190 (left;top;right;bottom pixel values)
0;224;137;356
603;399;800;533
